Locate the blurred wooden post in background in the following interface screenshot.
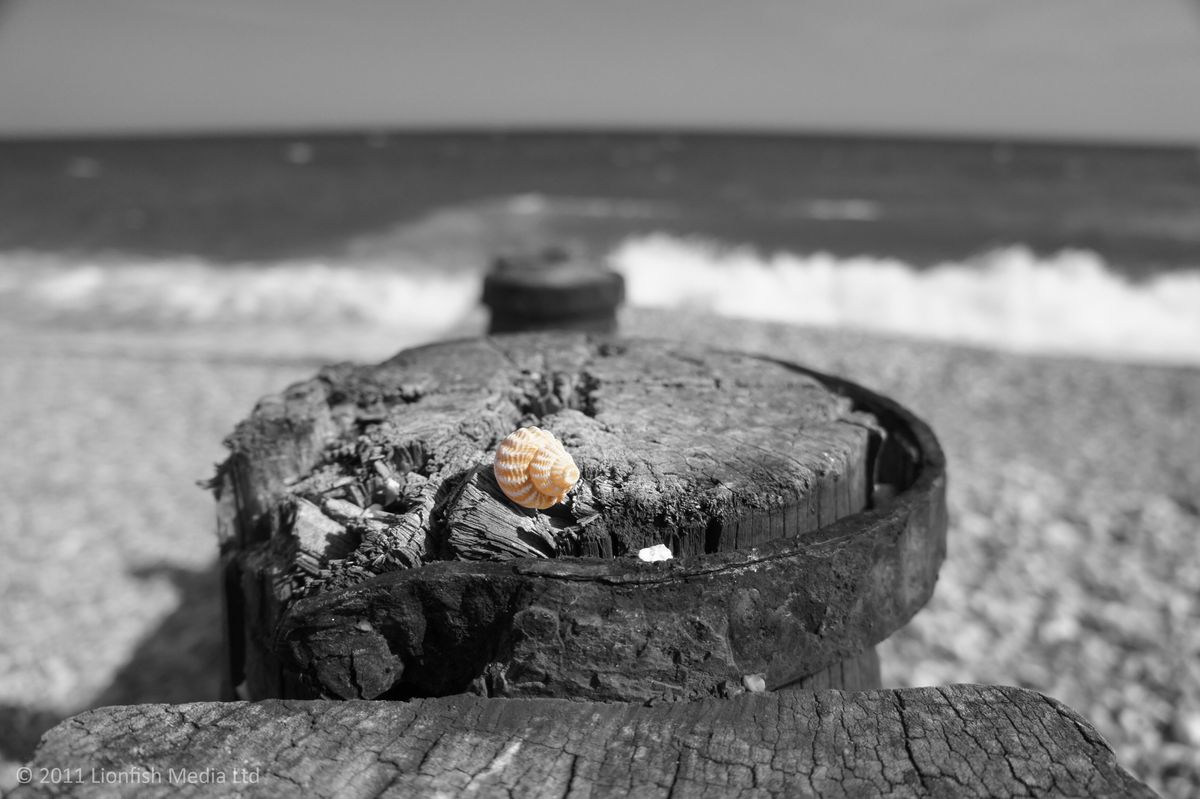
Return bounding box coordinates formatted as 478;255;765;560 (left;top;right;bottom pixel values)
482;246;625;334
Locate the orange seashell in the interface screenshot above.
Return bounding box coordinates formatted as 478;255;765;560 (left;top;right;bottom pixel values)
493;426;580;510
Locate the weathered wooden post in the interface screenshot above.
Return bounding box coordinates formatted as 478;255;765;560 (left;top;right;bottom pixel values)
213;334;945;702
482;247;625;334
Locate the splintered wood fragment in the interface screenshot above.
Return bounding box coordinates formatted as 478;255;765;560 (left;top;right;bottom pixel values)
444;468;560;560
287;499;356;576
16;687;1156;799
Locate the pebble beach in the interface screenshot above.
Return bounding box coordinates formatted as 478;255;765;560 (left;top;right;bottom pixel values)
0;308;1197;797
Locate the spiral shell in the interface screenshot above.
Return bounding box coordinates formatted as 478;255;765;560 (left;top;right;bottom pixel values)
493;426;580;509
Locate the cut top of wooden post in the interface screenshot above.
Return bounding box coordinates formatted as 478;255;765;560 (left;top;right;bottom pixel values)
218;335;882;587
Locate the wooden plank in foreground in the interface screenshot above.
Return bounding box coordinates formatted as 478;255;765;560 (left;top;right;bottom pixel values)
13;685;1155;798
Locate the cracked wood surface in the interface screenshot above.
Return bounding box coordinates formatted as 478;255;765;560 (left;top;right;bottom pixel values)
216;334;883;580
14;686;1156;798
216;335;946;701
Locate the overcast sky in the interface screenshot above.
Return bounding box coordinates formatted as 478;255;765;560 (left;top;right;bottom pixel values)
2;0;1200;141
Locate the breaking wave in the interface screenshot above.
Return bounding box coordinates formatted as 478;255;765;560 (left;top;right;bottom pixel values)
0;251;483;335
3;229;1199;366
610;235;1200;366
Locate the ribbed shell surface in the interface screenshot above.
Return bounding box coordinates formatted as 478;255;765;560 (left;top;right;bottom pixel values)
493;426;580;509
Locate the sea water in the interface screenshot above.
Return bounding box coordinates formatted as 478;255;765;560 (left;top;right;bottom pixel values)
1;134;1198;366
3;225;1197;366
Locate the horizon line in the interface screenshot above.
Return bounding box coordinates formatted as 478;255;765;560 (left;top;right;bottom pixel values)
2;125;1199;152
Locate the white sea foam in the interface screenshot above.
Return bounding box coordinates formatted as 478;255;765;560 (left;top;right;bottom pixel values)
0;251;482;333
3;230;1198;366
610;234;1200;366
